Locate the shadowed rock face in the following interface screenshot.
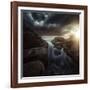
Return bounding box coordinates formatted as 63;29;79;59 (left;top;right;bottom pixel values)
23;30;48;77
23;60;45;77
23;34;79;77
51;36;79;58
51;37;66;49
23;31;48;49
50;36;79;75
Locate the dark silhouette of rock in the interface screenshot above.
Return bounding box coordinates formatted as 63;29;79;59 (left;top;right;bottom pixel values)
51;37;66;49
51;36;79;60
48;45;74;75
50;36;79;74
23;30;48;77
23;31;48;49
23;60;45;77
23;47;48;69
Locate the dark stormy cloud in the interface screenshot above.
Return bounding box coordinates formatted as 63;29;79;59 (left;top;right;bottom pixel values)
22;10;80;36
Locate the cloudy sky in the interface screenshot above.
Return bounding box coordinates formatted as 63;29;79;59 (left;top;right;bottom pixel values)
22;10;80;36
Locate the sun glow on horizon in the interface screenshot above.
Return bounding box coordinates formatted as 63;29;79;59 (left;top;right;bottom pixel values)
71;30;80;40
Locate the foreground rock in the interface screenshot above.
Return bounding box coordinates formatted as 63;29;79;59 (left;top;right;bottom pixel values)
23;60;45;77
23;30;48;77
50;36;79;75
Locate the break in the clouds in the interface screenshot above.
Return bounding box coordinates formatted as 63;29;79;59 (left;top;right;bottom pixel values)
27;12;60;27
